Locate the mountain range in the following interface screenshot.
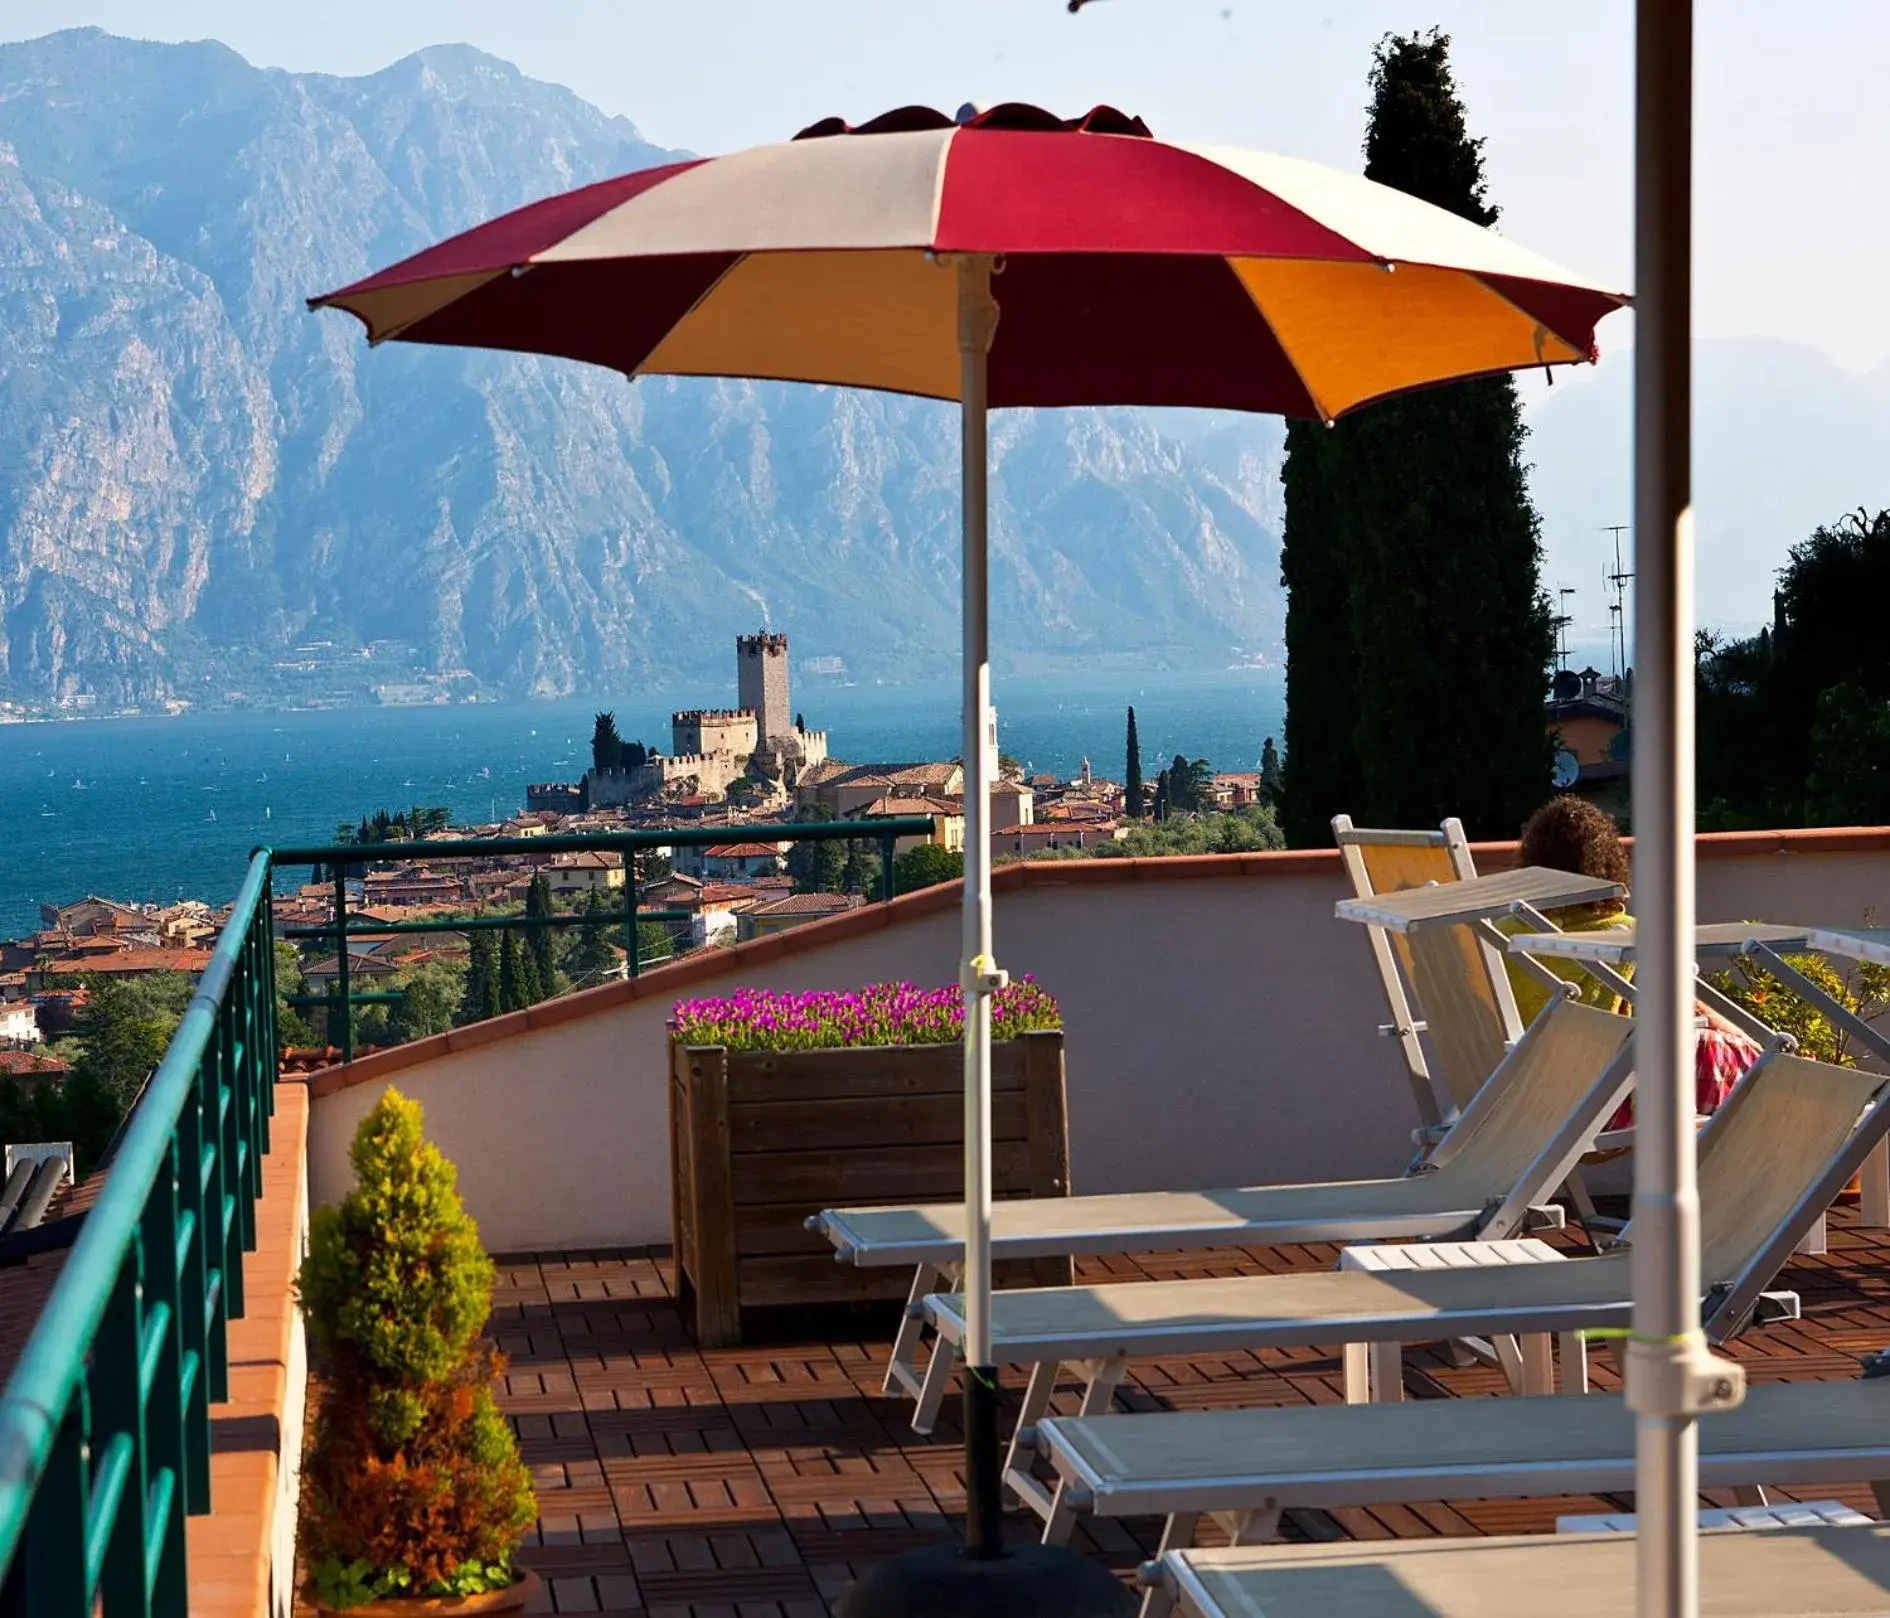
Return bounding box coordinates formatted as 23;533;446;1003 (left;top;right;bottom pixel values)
1;29;1881;710
0;29;1288;708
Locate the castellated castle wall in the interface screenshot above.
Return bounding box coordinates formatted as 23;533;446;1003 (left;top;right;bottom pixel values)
672;707;758;759
794;728;831;771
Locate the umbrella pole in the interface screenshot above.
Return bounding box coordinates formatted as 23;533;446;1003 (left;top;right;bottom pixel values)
956;251;1004;1561
1628;5;1731;1618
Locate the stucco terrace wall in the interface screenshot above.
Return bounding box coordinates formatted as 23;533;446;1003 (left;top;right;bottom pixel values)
308;829;1890;1254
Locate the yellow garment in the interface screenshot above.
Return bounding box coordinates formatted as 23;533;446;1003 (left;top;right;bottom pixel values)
1498;907;1635;1027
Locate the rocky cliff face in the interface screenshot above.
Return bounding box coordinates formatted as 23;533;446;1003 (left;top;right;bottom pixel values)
0;30;1286;705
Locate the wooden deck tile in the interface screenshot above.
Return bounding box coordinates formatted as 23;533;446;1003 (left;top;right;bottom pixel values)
493;1204;1890;1613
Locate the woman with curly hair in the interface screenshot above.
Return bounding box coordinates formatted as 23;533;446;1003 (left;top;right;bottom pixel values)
1503;795;1758;1126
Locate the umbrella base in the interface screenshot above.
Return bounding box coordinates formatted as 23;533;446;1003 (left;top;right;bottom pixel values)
836;1541;1134;1618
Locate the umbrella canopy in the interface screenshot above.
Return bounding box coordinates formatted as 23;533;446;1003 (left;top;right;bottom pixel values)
312;101;1623;423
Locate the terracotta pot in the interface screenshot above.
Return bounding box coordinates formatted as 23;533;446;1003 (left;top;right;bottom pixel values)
315;1568;540;1618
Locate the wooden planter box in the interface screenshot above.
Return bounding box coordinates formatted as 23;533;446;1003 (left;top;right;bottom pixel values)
669;1029;1072;1347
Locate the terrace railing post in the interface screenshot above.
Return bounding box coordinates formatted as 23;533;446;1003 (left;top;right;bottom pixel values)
332;862;351;1064
880;834;896;903
624;844;639;980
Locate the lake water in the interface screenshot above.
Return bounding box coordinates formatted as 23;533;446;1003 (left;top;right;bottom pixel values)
0;667;1284;937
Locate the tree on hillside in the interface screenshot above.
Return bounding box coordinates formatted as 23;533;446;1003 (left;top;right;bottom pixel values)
894;843;964;892
1101;804;1285;858
386;959;463;1045
497;929;533;1013
275;941;316;1049
1152;769;1171;821
524;873;559;994
1125;707;1145;818
591;711;624;773
1166;754;1213;814
787;808;848;893
1699;509;1890;828
498;929;521;1005
460;932;500;1024
566;890;619;987
1280;30;1553;840
840;841;883;899
1260;736;1283;808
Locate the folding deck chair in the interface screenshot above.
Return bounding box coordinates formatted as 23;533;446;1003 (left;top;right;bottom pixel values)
817;995;1637;1421
918;1049;1890;1533
1331;816;1517;1135
1159;1523;1890;1618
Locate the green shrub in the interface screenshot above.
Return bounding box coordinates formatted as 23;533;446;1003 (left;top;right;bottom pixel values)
297;1089;535;1602
1708;950;1890;1066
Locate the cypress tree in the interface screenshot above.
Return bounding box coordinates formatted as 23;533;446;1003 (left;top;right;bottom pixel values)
1152;769;1170;822
591;712;623;773
1124;707;1144;818
1344;32;1553;832
1259;737;1283;807
1279;31;1555;841
459;932;499;1024
524;874;557;993
497;930;525;1012
1280;417;1365;846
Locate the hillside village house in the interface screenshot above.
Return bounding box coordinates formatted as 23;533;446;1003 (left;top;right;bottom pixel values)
26;945;214;993
737;890;863;940
0;1003;41;1044
0;1048;69;1092
674;841;788;881
991;820;1125;859
301;947;400;1000
846;795;965;854
543;850;625;896
797;760;965;817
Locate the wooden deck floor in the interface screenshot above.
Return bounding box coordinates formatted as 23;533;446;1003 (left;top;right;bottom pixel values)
494;1206;1890;1616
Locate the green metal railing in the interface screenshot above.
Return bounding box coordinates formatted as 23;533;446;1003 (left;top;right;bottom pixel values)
270;817;935;1062
0;851;278;1617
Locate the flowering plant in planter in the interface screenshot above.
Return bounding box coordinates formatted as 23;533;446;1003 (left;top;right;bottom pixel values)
669;977;1061;1052
297;1088;536;1613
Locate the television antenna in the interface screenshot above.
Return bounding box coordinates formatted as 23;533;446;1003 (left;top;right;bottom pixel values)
1601;525;1632;679
1552;586;1576;672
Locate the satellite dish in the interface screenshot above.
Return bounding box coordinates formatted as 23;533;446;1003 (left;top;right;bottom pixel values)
1552;749;1581;790
1551;669;1583;702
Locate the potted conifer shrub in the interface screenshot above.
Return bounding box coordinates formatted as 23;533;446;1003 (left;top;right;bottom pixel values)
298;1088;538;1615
668;979;1071;1346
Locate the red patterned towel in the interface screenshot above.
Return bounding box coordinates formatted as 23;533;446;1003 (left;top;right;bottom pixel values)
1602;1024;1764;1134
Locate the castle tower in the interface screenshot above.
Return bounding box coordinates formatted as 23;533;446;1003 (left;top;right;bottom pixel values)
736;631;790;746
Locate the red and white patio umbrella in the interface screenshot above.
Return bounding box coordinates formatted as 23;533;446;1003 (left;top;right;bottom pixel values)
314;101;1619;418
313;100;1626;1612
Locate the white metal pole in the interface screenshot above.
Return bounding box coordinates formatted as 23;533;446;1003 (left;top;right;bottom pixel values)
1630;3;1699;1615
955;250;1004;1555
958;251;999;1367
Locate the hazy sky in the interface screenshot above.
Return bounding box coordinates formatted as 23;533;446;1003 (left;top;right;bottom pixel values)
8;1;1888;372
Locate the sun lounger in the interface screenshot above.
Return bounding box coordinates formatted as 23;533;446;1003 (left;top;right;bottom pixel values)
1160;1523;1890;1618
919;1050;1890;1527
1038;1378;1890;1574
816;995;1636;1416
